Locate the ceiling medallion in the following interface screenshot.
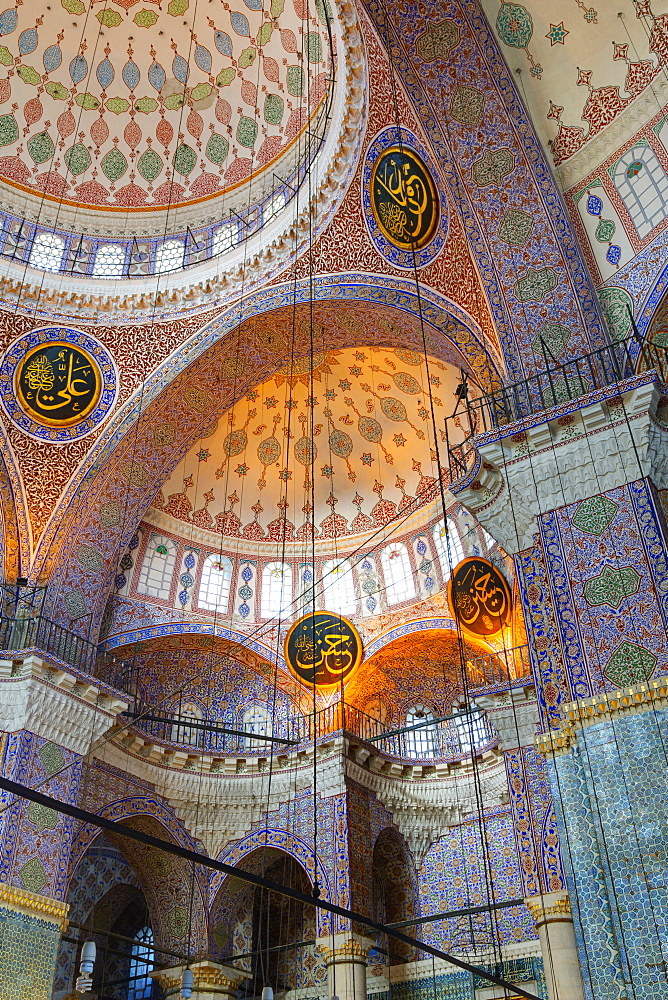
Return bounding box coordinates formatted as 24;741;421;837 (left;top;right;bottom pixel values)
362;127;447;269
447;557;512;638
370;145;439;251
0;327;117;441
284;611;363;688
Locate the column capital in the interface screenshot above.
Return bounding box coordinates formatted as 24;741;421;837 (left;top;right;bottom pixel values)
315;932;376;963
152;961;252;998
525;891;572;927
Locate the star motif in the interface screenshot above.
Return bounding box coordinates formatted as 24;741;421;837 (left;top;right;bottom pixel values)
306;396;318;407
321;465;333;477
393;433;407;447
429;375;441;387
265;396;278;408
349;365;362;377
285;398;298;409
361;453;372;466
324;389;337;400
197;448;210;462
278;468;292;481
235;463;249;476
246;389;258;401
546;22;568;45
339;379;351;390
354;351;367;361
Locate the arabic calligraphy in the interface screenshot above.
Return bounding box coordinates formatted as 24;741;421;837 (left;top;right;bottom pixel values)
16;341;102;427
371;146;438;251
285;612;363;687
447;558;512;638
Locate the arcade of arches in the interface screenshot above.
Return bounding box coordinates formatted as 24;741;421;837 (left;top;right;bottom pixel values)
3;4;668;1000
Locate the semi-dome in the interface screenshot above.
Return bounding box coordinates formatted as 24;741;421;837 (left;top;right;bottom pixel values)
149;343;472;550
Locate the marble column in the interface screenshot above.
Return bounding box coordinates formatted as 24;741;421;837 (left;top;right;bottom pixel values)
153;961;251;1000
525;892;584;1000
316;933;375;1000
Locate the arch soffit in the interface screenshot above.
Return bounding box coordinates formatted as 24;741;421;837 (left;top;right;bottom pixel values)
211;829;330;907
68;794;204;879
36;275;502;629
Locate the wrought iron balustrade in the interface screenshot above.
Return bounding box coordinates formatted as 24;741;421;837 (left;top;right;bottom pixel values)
445;331;668;482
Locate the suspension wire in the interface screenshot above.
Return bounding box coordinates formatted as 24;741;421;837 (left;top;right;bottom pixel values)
373;0;509;974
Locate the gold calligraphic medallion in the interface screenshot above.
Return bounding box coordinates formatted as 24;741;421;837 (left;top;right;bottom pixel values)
447;557;512;639
16;341;102;428
371;146;439;251
285;612;363;688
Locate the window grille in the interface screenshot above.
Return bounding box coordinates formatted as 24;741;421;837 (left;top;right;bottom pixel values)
381;544;415;605
29;232;65;272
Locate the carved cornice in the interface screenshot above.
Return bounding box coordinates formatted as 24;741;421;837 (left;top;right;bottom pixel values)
535;675;668;758
0;881;69;929
454;376;668;554
556;68;668;191
0;0;367;324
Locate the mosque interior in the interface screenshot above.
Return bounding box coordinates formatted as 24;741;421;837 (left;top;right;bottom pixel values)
2;3;668;1000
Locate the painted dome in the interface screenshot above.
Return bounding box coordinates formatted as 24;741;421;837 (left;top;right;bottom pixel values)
0;0;332;215
150;344;473;549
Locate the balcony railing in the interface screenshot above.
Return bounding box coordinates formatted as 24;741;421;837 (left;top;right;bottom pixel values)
445;330;668;482
0;583;531;762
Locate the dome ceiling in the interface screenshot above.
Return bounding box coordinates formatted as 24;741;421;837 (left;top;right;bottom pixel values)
150;344;469;547
0;0;331;211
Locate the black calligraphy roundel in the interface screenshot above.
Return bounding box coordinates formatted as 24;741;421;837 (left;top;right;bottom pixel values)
447;557;512;638
370;146;439;251
285;612;363;688
16;341;102;428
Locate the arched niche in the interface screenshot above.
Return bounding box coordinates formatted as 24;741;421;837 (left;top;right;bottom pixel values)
371;827;419;964
209;846;325;995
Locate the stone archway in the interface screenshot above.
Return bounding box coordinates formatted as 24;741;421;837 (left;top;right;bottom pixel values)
29;277;502;638
372;827;419;964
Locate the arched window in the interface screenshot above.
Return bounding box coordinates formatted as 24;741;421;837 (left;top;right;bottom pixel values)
264;191;285;222
29;232;64;271
320;559;356;616
128;926;154;1000
380;544;415;605
242;704;270;749
92;243;126;277
454;707;494;753
155;239;185;273
137;535;177;600
403;705;437;758
170;702;203;746
198;554;232;612
261;562;292;618
212;224;236;254
613;144;668;238
432;519;464;582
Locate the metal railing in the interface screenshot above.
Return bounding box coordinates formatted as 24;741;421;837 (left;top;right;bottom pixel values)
0;583;132;685
445;332;668;481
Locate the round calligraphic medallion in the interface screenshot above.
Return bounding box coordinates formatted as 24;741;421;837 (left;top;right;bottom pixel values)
284;612;363;688
447;557;512;638
16;342;101;428
362;129;447;269
0;327;117;442
371;146;439;252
